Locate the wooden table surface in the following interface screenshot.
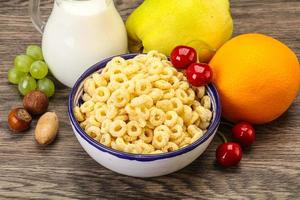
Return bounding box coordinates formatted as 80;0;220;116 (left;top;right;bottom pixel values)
0;0;299;199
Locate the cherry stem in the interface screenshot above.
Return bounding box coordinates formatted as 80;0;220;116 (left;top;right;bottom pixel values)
217;131;228;143
220;121;233;128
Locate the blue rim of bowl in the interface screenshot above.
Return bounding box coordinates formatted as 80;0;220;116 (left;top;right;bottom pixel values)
68;53;221;162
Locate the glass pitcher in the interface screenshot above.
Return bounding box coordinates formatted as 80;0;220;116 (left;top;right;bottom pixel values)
29;0;128;87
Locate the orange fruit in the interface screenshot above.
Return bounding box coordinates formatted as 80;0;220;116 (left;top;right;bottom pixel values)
209;33;300;124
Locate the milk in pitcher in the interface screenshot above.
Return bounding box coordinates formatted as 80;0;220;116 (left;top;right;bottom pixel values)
41;0;127;87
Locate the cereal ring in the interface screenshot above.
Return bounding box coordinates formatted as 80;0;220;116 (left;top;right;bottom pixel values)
109;120;127;137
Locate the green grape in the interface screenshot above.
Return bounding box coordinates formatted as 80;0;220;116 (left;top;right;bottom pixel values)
7;68;26;84
30;61;48;79
26;45;44;61
18;75;37;95
14;55;34;73
38;78;55;97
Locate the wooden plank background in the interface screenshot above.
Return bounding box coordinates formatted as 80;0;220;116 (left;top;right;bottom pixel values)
0;0;299;199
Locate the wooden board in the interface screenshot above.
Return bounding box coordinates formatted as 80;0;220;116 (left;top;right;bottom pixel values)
0;0;299;199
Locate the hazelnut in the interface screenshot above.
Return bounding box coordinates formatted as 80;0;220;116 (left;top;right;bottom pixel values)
23;90;49;115
8;108;32;132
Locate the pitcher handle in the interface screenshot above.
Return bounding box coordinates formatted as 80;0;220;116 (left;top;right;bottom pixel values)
29;0;45;34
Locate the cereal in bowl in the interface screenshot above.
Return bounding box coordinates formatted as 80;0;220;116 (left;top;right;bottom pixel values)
74;51;213;154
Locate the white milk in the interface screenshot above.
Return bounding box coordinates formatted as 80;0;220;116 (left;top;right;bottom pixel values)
42;0;127;87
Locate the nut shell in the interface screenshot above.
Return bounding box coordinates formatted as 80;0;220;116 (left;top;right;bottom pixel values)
8;108;32;132
35;112;59;145
23;90;49;115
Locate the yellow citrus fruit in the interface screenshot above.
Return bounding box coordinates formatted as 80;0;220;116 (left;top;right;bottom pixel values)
209;33;300;124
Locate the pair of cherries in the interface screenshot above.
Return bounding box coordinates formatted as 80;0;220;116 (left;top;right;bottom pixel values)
170;46;212;86
216;122;256;167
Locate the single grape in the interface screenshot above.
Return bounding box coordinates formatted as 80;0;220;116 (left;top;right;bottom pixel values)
26;45;44;61
38;78;55;97
8;68;26;84
14;55;34;73
18;76;37;96
30;61;49;79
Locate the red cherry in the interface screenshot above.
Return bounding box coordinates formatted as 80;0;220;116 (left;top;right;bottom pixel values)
232;122;256;148
186;63;213;87
216;142;242;167
170;45;197;69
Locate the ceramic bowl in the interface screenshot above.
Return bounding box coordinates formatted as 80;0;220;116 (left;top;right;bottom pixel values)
68;53;221;177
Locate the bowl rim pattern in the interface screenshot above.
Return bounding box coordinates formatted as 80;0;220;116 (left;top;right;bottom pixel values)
68;53;221;162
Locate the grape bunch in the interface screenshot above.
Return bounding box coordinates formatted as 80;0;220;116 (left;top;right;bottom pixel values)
8;45;55;97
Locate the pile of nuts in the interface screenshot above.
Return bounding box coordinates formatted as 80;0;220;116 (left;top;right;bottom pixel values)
7;90;59;145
